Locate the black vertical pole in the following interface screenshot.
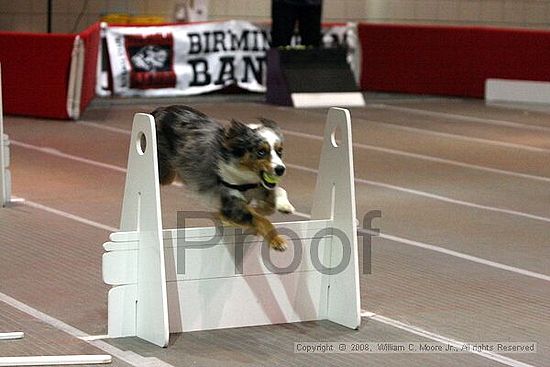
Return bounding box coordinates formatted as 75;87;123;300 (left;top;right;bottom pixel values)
47;0;52;33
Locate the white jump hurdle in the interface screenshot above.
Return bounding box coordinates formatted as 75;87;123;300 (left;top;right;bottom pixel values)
103;107;361;347
0;63;12;207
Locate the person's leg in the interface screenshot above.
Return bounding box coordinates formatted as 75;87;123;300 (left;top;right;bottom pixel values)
271;0;298;47
297;3;322;47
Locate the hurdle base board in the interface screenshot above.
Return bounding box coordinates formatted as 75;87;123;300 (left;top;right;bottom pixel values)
291;92;366;108
0;355;112;366
104;219;334;284
109;271;326;336
0;332;24;340
104;108;361;346
485;79;550;104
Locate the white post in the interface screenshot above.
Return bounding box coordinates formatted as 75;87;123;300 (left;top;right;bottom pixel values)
67;36;84;119
310;107;361;329
0;63;10;207
116;113;169;347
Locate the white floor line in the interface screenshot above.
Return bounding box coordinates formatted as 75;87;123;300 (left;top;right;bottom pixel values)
0;292;175;367
292;211;550;282
79;334;111;341
374;231;550;282
10;140;126;173
12;138;550;225
287;163;550;224
375;103;550;134
360;311;537;367
303;107;550;153
282;129;550;183
489;102;550;115
13;196;117;232
368;119;550;154
365;97;464;104
80;120;550;182
77;121;131;135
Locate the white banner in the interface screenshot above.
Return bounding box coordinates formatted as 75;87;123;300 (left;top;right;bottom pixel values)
101;21;357;97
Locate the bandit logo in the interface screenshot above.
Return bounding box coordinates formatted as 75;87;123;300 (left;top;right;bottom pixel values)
125;33;177;89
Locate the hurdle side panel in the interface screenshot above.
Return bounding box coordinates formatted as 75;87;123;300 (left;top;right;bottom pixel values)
104;219;333;283
114;113;169;347
107;285;137;337
109;218;330;244
103;250;137;285
311;107;361;330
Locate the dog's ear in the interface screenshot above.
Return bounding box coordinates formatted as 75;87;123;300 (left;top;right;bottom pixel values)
257;117;279;130
225;120;251;140
226;119;249;138
224;119;251;156
258;117;283;138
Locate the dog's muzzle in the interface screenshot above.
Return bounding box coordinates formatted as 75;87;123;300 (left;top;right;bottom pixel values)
260;165;286;190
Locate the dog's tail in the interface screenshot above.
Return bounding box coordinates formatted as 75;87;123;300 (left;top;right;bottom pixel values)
152;106;178;186
158;150;177;185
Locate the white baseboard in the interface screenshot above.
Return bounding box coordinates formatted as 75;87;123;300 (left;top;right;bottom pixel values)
291;92;366;108
485;79;550;105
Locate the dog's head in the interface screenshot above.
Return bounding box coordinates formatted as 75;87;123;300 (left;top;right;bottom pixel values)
223;118;286;190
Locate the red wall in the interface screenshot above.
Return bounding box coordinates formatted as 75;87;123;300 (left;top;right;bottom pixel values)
0;23;100;120
358;23;550;98
0;31;75;119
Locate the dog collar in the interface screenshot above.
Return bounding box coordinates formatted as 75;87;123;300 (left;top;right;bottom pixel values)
219;179;260;192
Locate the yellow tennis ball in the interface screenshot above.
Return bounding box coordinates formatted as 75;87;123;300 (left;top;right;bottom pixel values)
263;172;280;184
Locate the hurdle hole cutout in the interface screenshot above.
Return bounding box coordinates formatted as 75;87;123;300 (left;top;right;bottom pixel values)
137;131;147;155
331;125;342;148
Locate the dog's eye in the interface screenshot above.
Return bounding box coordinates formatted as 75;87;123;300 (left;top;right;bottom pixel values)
276;147;283;157
257;149;268;158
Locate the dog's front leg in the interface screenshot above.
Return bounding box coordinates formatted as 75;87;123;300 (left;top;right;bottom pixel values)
219;193;287;251
275;187;295;214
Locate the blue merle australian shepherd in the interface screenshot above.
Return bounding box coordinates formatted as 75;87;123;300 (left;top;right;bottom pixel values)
153;105;295;251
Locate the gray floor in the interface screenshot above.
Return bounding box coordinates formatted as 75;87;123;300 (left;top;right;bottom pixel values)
1;94;549;366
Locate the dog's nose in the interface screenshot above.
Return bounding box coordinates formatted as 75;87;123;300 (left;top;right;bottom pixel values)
275;165;286;176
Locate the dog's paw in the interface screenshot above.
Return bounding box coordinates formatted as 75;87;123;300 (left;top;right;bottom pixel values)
269;235;288;251
276;200;295;214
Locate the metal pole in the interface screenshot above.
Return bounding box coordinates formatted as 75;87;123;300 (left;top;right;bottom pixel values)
47;0;52;33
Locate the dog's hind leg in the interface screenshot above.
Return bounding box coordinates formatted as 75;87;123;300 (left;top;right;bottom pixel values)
255;193;276;216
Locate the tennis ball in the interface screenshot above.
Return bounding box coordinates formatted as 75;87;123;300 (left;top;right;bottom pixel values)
262;172;280;184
